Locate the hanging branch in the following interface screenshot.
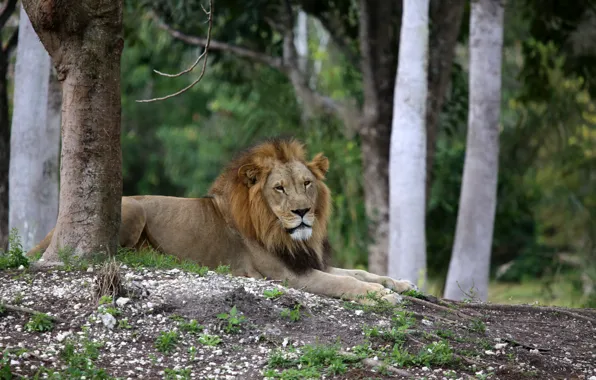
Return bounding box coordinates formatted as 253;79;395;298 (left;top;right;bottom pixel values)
136;0;214;103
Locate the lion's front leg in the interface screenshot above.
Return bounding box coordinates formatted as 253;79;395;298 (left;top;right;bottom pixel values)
286;269;403;305
327;267;417;293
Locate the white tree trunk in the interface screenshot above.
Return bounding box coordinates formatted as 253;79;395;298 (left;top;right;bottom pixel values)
388;0;429;287
444;0;504;302
8;6;60;252
294;10;309;75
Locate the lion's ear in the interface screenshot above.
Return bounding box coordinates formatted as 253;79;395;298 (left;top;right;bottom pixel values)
238;163;260;187
308;153;329;179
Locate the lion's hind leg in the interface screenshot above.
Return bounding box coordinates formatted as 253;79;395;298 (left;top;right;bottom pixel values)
119;197;147;249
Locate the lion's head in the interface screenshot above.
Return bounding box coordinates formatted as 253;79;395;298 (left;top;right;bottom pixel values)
209;138;332;272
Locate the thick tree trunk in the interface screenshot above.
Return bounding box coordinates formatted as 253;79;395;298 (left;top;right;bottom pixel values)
426;0;465;204
8;6;58;252
22;0;123;262
388;0;429;287
0;50;9;251
444;0;504;301
358;0;401;275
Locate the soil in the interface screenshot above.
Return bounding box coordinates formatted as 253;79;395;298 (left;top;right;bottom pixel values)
0;266;595;379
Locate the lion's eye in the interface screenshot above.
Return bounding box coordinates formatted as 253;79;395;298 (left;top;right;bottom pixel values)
274;185;285;192
304;180;311;187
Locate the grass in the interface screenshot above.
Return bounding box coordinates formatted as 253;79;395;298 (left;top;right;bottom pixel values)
264;288;285;299
217;305;246;333
280;304;302;322
155;331;179;354
116;247;209;276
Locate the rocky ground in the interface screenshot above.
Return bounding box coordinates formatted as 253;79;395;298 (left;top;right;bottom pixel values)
0;263;595;379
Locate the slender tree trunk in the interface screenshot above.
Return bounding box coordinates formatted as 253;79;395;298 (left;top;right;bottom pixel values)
388;0;429;287
8;6;58;252
0;48;9;251
22;0;123;262
444;0;504;301
358;0;401;275
426;0;465;204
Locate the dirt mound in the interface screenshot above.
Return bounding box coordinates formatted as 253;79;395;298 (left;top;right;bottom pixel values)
0;266;594;379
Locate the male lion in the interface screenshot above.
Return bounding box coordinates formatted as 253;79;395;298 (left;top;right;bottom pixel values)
29;138;416;304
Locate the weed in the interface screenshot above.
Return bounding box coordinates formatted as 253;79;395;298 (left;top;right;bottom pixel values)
0;353;12;379
25;312;54;332
12;292;23;305
263;288;285;299
98;295;113;305
470;318;487;334
344;291;396;314
188;346;197;361
0;229;29;270
118;318;132;329
48;334;108;379
215;264;231;275
280;304;302;322
402;288;425;299
363;325;381;338
100;306;121;317
217;305;246;333
179;319;204;334
198;333;221;346
0;302;5;315
391;340;458;368
164;367;191;380
436;329;455;339
155;331;179;354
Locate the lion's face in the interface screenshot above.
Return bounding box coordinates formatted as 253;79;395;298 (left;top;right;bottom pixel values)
262;161;319;241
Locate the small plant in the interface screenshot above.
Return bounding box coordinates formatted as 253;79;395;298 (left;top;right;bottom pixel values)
363;325;381;338
0;302;5;315
217;305;246;333
263;288;285;299
0;229;29;270
198;333;221;346
470;318;487;334
179;319;204;334
280;304;302;322
215;264;231;275
436;329;455;339
0;353;12;379
118;318;132;329
101;306;121;317
164;367;191;380
25;312;54;332
155;330;179;354
402;288;425;299
98;295;113;305
12;292;23;305
188;346;197;361
57;247;76;270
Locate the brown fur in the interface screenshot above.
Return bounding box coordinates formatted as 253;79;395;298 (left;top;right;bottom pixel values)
28;138;416;304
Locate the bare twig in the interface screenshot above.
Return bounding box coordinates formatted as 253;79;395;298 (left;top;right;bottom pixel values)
1;303;66;323
449;301;596;325
403;295;475;320
136;0;213;103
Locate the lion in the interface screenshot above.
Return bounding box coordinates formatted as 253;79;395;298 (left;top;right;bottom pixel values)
28;138;416;304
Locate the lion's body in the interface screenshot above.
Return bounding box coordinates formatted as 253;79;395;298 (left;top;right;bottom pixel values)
29;139;415;303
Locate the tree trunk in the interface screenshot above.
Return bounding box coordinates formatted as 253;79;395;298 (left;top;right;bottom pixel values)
8;6;58;252
388;0;429;287
0;47;9;251
444;0;504;301
426;0;465;204
358;0;401;275
22;0;123;262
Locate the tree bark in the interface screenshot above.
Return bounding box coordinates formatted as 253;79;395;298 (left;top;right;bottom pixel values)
22;0;123;262
358;0;401;275
388;0;429;287
426;0;465;204
8;6;58;252
444;0;504;301
0;44;9;251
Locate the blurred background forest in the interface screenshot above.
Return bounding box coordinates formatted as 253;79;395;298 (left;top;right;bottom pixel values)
4;0;596;307
121;0;595;307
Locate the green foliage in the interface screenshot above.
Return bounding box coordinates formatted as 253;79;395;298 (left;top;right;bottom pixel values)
280;304;302;322
164;367;191;380
391;340;458;368
217;305;246;333
0;229;29;270
263;288;285;299
179;319;204;334
215;264;231;275
47;336;110;379
25;313;54;332
198;333;221;346
116;247;209;276
155;330;179;354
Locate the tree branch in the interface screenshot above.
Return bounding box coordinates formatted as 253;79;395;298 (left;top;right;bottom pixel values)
3;26;17;56
0;0;17;30
152;14;285;72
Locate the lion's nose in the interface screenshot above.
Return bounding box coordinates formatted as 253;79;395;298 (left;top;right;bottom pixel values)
291;208;310;217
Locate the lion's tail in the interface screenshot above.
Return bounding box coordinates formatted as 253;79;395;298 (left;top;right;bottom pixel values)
26;228;54;258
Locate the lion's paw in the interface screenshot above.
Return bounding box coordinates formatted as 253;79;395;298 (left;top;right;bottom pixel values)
384;278;418;293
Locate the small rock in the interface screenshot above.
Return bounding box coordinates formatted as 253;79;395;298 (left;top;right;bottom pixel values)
17;265;25;270
100;313;117;329
421;319;433;326
56;331;72;342
116;297;130;307
87;266;94;273
354;310;364;316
